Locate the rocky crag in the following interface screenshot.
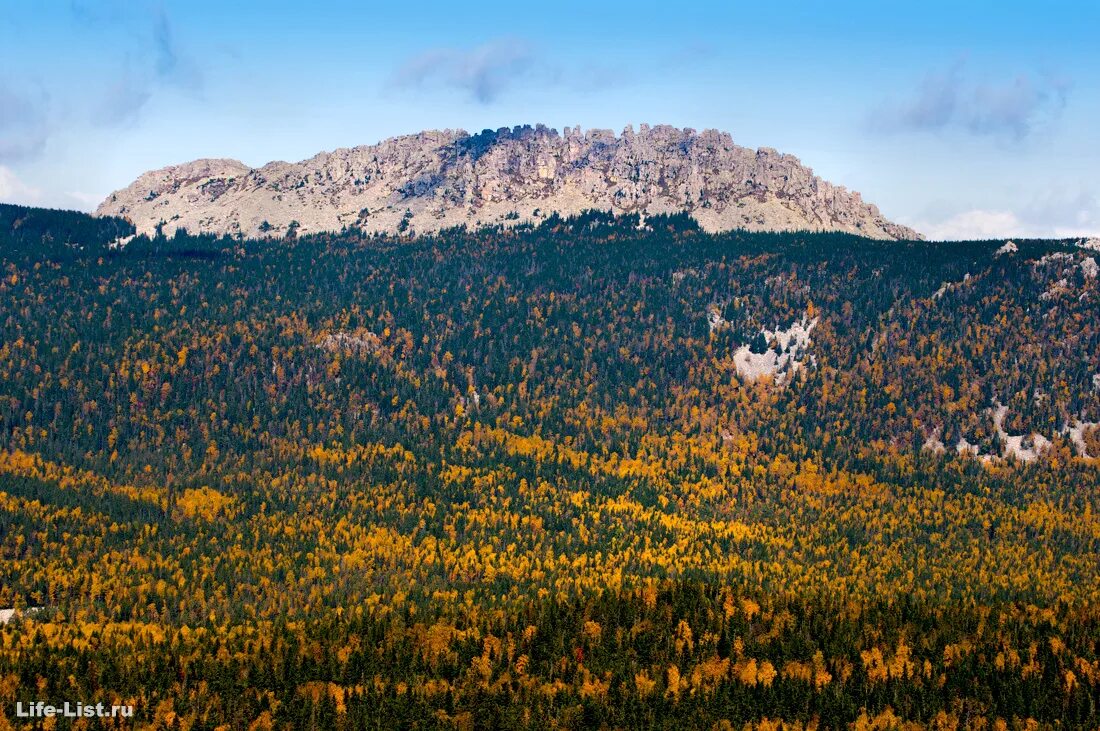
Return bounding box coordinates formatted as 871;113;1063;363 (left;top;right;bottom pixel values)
97;124;921;240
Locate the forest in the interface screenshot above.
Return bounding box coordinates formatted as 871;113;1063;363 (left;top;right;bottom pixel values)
0;202;1098;729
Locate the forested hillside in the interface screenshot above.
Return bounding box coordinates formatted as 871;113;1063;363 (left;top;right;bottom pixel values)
1;205;1098;729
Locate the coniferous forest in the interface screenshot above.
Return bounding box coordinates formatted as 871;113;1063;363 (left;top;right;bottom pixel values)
1;202;1100;729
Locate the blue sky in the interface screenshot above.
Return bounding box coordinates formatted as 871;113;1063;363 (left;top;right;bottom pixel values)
2;0;1098;239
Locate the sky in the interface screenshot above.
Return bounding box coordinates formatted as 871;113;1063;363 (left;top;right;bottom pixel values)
1;0;1098;240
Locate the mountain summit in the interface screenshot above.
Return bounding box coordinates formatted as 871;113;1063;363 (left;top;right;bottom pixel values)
96;124;921;240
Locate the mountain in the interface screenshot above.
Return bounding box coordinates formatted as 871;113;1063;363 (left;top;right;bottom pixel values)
96;124;922;240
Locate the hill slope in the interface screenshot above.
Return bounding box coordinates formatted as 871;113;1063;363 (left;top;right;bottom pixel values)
5;207;1100;728
96;124;922;240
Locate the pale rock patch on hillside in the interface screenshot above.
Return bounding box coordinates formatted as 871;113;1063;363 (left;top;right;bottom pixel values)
953;438;998;465
995;241;1018;256
671;268;698;286
1039;279;1071;301
932;273;971;301
97;125;923;241
731;317;818;386
1079;237;1100;252
945;407;1100;463
955;438;986;459
706;303;729;334
1032;251;1096;300
1064;420;1100;459
317;330;381;355
0;607;43;624
991;403;1051;463
1081;257;1098;279
108;234;136;250
955;438;977;456
944;404;1060;464
922;430;947;454
1034;252;1075;267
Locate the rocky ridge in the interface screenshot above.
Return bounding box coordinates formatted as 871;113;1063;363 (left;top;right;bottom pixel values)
96;124;922;240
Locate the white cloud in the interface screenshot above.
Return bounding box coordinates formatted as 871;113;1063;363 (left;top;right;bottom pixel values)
905;186;1100;241
920;210;1025;240
0;166;103;211
0;165;42;205
391;38;539;104
912;207;1100;241
63;191;105;211
0;83;50;163
872;61;1069;141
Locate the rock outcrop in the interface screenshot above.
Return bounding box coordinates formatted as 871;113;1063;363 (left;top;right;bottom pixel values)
96;124;922;240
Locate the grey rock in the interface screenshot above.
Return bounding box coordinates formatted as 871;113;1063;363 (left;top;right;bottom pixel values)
96;125;922;241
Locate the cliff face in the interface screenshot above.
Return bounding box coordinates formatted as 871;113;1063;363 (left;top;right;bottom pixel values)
96;124;922;240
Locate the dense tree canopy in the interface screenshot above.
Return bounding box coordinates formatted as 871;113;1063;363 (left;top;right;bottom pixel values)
0;205;1097;729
